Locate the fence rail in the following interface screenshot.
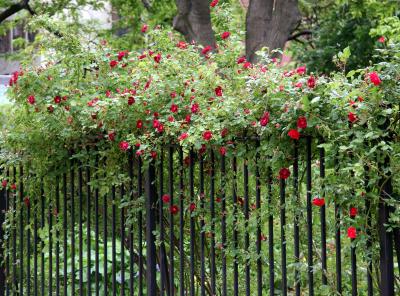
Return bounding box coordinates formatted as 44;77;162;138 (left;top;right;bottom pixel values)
0;137;398;295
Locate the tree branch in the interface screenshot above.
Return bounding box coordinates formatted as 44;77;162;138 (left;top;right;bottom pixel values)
0;0;35;24
287;30;312;41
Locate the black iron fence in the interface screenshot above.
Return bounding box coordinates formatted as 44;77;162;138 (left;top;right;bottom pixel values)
0;137;399;295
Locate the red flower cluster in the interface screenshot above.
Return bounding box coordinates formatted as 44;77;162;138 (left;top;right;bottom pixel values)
27;95;35;105
221;32;230;40
109;60;118;68
202;45;212;55
307;76;316;88
349;207;357;218
288;129;300;140
170;205;179;215
119;141;129;151
297;116;307;129
179;132;188;141
312;197;325;207
203;131;213;141
215;86;223;97
279;168;290;180
347;226;357;239
259;112;270;126
1;180;7;188
369;72;381;86
348;112;357;123
210;0;218;7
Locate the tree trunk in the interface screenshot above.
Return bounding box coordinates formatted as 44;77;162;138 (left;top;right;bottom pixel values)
245;0;300;62
173;0;216;48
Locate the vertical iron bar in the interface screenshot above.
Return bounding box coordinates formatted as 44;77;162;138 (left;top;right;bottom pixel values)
306;137;314;296
232;157;239;296
56;177;60;296
199;153;205;296
79;163;83;296
94;156;100;296
27;178;31;295
112;184;117;296
120;184;125;296
293;142;300;296
189;150;195;296
19;166;24;296
350;236;357;296
34;179;38;296
128;150;134;296
5;169;10;296
319;144;327;285
0;169;7;296
334;156;342;294
280;177;287;296
179;148;185;296
159;149;168;296
169;147;175;296
12;167;16;294
63;172;68;296
49;182;53;296
255;143;262;296
210;150;216;295
86;165;91;296
103;171;108;296
244;156;250;296
138;156;143;296
267;167;274;296
221;154;227;296
70;157;76;296
378;156;394;296
145;160;157;295
364;165;373;296
41;184;45;296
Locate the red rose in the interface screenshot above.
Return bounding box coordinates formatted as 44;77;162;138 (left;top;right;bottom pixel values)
221;128;228;137
378;36;385;43
170;91;177;98
177;41;187;49
170;205;179;215
369;72;381;86
47;105;54;113
203;131;213;141
243;62;252;69
296;66;306;75
348;112;357;123
157;124;164;133
10;183;17;191
185;114;191;124
295;82;303;88
170;104;178;113
201;45;213;55
350;207;357;218
279;168;290;180
162;194;170;203
168;116;175;122
312;197;325;207
237;56;246;64
179;132;188;141
199;144;206;154
136;120;143;129
219;147;227;156
259;112;270;126
1;180;7;188
108;132;115;141
153;119;160;128
347;226;357;239
24;197;30;208
141;24;148;33
191;103;199;113
128;97;135;105
221;31;230;40
210;0;218;7
54;96;61;104
288;129;300;140
297;116;307;129
307;75;316;88
189;203;196;212
150;151;157;159
118;51;128;61
109;60;118;68
119;141;130;151
27;95;35;105
154;53;162;63
215;86;223;97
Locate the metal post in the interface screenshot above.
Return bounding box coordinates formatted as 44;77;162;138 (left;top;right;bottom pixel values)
0;173;6;296
146;160;157;295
